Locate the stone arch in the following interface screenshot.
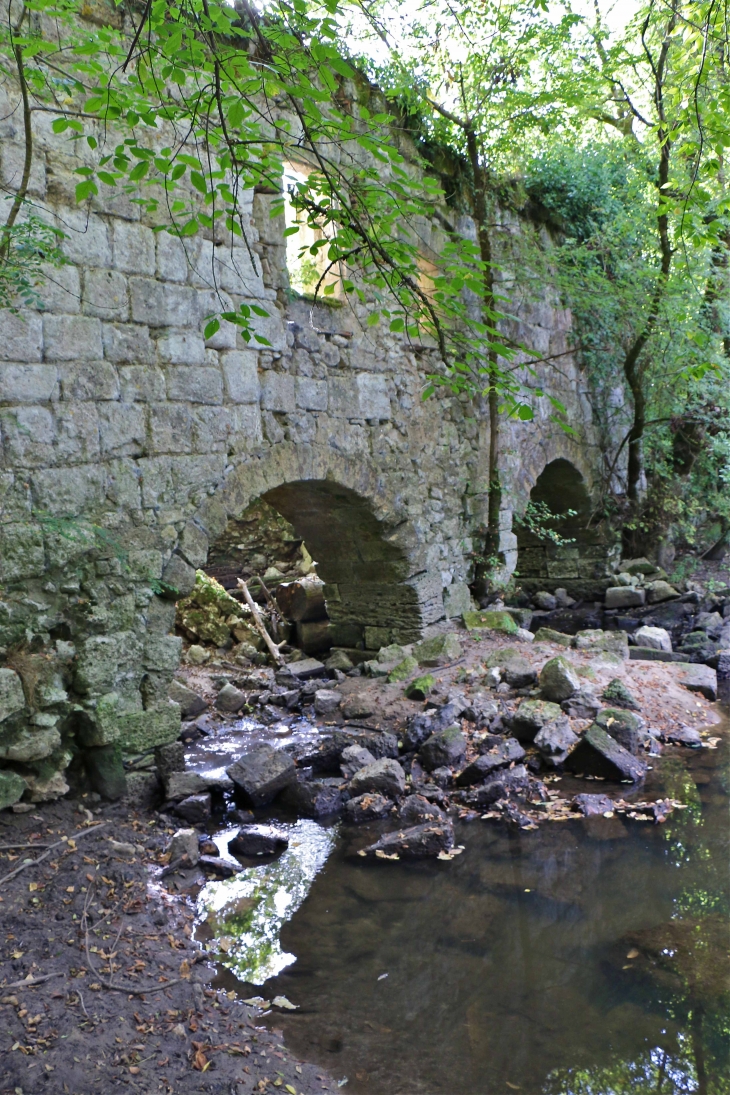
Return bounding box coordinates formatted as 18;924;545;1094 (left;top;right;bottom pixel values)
165;442;444;648
514;458;610;598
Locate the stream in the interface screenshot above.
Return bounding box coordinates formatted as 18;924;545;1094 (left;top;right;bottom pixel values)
190;709;730;1094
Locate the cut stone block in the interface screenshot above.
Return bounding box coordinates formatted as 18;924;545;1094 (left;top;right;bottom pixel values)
462;610;518;634
227;744;297;806
605;587;646;609
565;724;647;781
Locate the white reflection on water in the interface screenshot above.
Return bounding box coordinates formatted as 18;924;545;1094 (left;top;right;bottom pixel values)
196;819;337;984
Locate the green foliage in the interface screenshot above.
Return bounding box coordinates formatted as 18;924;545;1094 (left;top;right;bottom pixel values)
514;501;578;546
0;208;66;311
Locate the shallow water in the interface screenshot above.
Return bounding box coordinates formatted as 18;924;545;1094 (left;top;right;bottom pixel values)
199;720;730;1094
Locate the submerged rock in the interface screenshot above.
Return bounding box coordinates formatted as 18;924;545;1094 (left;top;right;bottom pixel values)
228;825;290;857
360;820;455;859
227;744;297;807
565;724;647;782
572;793;615;816
282;779;344;818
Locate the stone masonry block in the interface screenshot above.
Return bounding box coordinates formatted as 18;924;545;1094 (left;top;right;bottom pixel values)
102;322;155;365
296;376;328;411
31;464;106;516
178;520;209;567
0;523;45;581
144;634;182;672
130;278;198;327
156;232;188;282
98;402;147;456
261;371;295;412
43;315;103;361
221;351;259;403
116;703;180;752
36;263;81;314
113;221;155;275
82;268;129;321
58;361;119;401
158;330;206;366
0;363;58;401
0;310;43;361
149;405;193;453
231;405;263;448
58;210;111;267
166;367;223;404
3;407;55;467
118;365;166;402
328;373;390;420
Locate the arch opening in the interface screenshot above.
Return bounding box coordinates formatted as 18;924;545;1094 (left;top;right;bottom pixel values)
515;458;608;597
177;479;424;665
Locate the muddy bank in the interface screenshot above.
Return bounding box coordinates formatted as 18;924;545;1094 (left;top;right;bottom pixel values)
0;799;339;1095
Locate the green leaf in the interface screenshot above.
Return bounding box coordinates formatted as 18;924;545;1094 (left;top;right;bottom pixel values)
204;318;220;340
75;179;98;202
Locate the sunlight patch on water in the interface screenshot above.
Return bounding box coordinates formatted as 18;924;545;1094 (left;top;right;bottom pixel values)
196;820;337;984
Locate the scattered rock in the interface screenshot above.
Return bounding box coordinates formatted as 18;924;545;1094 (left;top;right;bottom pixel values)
282;779;344;818
168;679;208;719
286;657;327;680
514;627;535;643
661;725;702;747
645;580;679;604
621;557;656;576
402;704;459;751
399;794;445;824
165;770;209;800
533;627;573;647
462;765;531;807
186;644;209;665
554;588;576;608
534;717;579;766
0;769;27;810
198;855;237;877
387;656;418;683
572;793;615;816
405;674;435;701
344;792;393;823
634;625;672;652
413;633;462;667
155;741;186;782
314;689;342;716
605;587;646;609
332;728;399;760
561;687;601;719
602;678;641;711
227;744;297;807
565;724;647;781
418;725;467;771
456;738;526;785
533;591;557;610
462;609;519;634
326;649;354;672
341;692;376;719
349;757;406;798
173;792;212;824
679;663;717;701
168;828;200;866
502;654;537;689
215;682;247;713
509;699;563;742
228;824;290;856
340;745;376;779
462;696;500;725
360;821;455;859
694;611;724;638
573;630;629;658
85;743;127;800
539;656;580;702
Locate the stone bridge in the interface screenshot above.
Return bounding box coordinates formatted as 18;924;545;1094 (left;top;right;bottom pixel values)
0;99;606;804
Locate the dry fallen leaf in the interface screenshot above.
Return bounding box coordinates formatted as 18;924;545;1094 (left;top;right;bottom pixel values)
626;948;640;959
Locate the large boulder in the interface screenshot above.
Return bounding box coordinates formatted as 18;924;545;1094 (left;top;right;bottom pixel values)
340;745;376;779
634;626;672;652
417;725;467;771
455;738;525;786
349;757;406;799
534;718;579;766
679;663;718;701
227;744;297;806
168;679;208;719
228;824;289;857
645;580;679;604
509;699;563;742
462;610;518;634
565;724;647;781
595;708;644;754
539;656;580;702
605;587;646;609
281;779;344;818
360;820;454;859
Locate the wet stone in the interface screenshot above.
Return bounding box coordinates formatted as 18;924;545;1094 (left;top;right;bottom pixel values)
460;765;530;808
565;724;648;782
534;717;579;766
228;824;290;857
399;794;445;825
455;738;526;786
344;792;393;823
572;793;615;816
417;725;467;772
282;778;344;818
173;791;212;824
360;820;455;859
349;757;406;799
227;744;297;807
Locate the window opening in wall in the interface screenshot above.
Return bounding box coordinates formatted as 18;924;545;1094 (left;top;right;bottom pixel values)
283;162;341;301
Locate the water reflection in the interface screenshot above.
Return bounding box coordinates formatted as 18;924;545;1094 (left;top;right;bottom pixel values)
203;723;730;1093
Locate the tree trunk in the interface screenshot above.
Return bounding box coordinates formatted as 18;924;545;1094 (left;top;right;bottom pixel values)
465;129;502;596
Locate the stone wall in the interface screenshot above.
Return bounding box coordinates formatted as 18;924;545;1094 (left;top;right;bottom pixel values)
0;36;605;805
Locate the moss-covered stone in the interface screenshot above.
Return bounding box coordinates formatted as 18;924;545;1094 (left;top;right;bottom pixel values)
533;627;573;646
116;703;181;752
462;610;518;634
387;655;418;683
176;570;254;646
0;769;27;809
413;633;462;666
85;743;127;800
0;668;25;722
405;674;435;700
